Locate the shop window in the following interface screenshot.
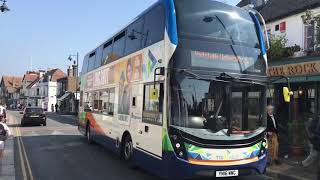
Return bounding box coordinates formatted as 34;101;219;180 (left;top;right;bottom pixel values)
100;88;115;116
305;21;315;51
280;22;286;33
143;83;164;125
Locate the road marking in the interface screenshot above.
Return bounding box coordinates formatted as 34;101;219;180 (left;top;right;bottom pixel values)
16;128;27;180
14;116;35;180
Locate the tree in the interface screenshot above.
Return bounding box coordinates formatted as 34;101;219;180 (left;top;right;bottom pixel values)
269;34;288;60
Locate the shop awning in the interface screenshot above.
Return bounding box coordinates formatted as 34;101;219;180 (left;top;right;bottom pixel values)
57;93;71;101
271;75;320;84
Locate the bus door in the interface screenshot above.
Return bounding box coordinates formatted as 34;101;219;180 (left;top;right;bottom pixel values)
135;83;164;159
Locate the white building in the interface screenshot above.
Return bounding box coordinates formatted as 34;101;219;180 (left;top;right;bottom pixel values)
264;8;320;52
238;0;320;52
26;69;66;112
237;0;320;156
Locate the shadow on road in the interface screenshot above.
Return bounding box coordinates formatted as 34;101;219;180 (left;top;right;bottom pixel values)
14;135;159;180
46;114;78;126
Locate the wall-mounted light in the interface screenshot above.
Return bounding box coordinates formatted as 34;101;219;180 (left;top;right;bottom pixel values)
298;87;304;96
0;0;10;13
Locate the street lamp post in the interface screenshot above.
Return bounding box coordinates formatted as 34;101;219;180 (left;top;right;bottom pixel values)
68;52;79;112
0;0;10;13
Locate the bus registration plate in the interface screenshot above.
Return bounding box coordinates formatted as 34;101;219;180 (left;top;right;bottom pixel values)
216;170;239;178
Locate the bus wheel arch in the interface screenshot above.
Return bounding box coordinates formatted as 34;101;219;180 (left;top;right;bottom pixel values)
121;131;133;161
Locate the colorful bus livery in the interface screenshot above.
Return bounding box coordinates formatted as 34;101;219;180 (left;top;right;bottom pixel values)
78;0;269;179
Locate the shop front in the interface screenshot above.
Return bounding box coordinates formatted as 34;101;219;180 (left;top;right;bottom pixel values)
268;56;320;156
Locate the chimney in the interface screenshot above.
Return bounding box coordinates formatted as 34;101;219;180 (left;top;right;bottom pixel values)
72;64;77;77
39;70;45;78
67;66;73;77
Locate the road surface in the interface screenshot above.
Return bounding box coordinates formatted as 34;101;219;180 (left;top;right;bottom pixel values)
7;111;274;180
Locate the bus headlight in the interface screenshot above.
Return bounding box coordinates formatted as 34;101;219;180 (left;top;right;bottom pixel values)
169;133;188;160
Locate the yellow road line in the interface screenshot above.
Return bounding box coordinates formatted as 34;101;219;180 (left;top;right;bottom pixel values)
15;127;27;180
14;116;35;180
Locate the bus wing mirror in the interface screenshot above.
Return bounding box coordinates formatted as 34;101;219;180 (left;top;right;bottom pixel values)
153;67;165;88
283;87;293;103
155;67;165;76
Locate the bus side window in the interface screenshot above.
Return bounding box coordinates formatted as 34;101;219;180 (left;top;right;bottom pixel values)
142;83;164;125
100;88;115;116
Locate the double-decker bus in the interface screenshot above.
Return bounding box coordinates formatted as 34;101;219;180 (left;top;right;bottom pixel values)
78;0;269;179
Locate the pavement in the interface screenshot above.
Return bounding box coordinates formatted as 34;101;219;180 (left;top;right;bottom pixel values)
1;111;274;180
266;156;319;180
0;114;15;180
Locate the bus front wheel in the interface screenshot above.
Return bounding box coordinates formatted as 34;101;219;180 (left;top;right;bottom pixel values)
122;135;133;161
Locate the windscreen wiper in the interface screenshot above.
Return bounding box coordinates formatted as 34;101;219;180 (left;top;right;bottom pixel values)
178;69;202;79
217;72;265;86
178;69;230;83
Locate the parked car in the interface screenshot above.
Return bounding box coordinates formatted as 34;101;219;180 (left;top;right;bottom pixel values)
20;107;46;126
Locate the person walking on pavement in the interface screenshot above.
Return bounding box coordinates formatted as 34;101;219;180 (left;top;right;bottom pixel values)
55;104;59;113
301;115;320;180
0;103;7;124
267;105;281;166
51;104;55;112
0;118;11;158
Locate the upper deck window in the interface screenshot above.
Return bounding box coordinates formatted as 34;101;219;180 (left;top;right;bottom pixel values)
125;17;144;54
81;55;89;74
102;40;113;65
112;31;126;61
143;5;165;46
94;46;103;69
88;51;96;71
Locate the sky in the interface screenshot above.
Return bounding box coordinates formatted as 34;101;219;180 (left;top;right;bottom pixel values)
0;0;240;78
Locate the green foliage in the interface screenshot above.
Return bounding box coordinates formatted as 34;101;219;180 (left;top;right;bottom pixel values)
269;34;287;60
268;34;301;60
285;44;301;57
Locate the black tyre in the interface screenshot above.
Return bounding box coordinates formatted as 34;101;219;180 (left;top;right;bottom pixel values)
43;122;46;126
122;135;133;161
86;122;93;144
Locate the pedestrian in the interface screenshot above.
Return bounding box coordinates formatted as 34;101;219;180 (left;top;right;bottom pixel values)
51;104;55;112
0;117;11;158
0;103;7;124
301;115;320;180
55;104;59;113
267;105;281;166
